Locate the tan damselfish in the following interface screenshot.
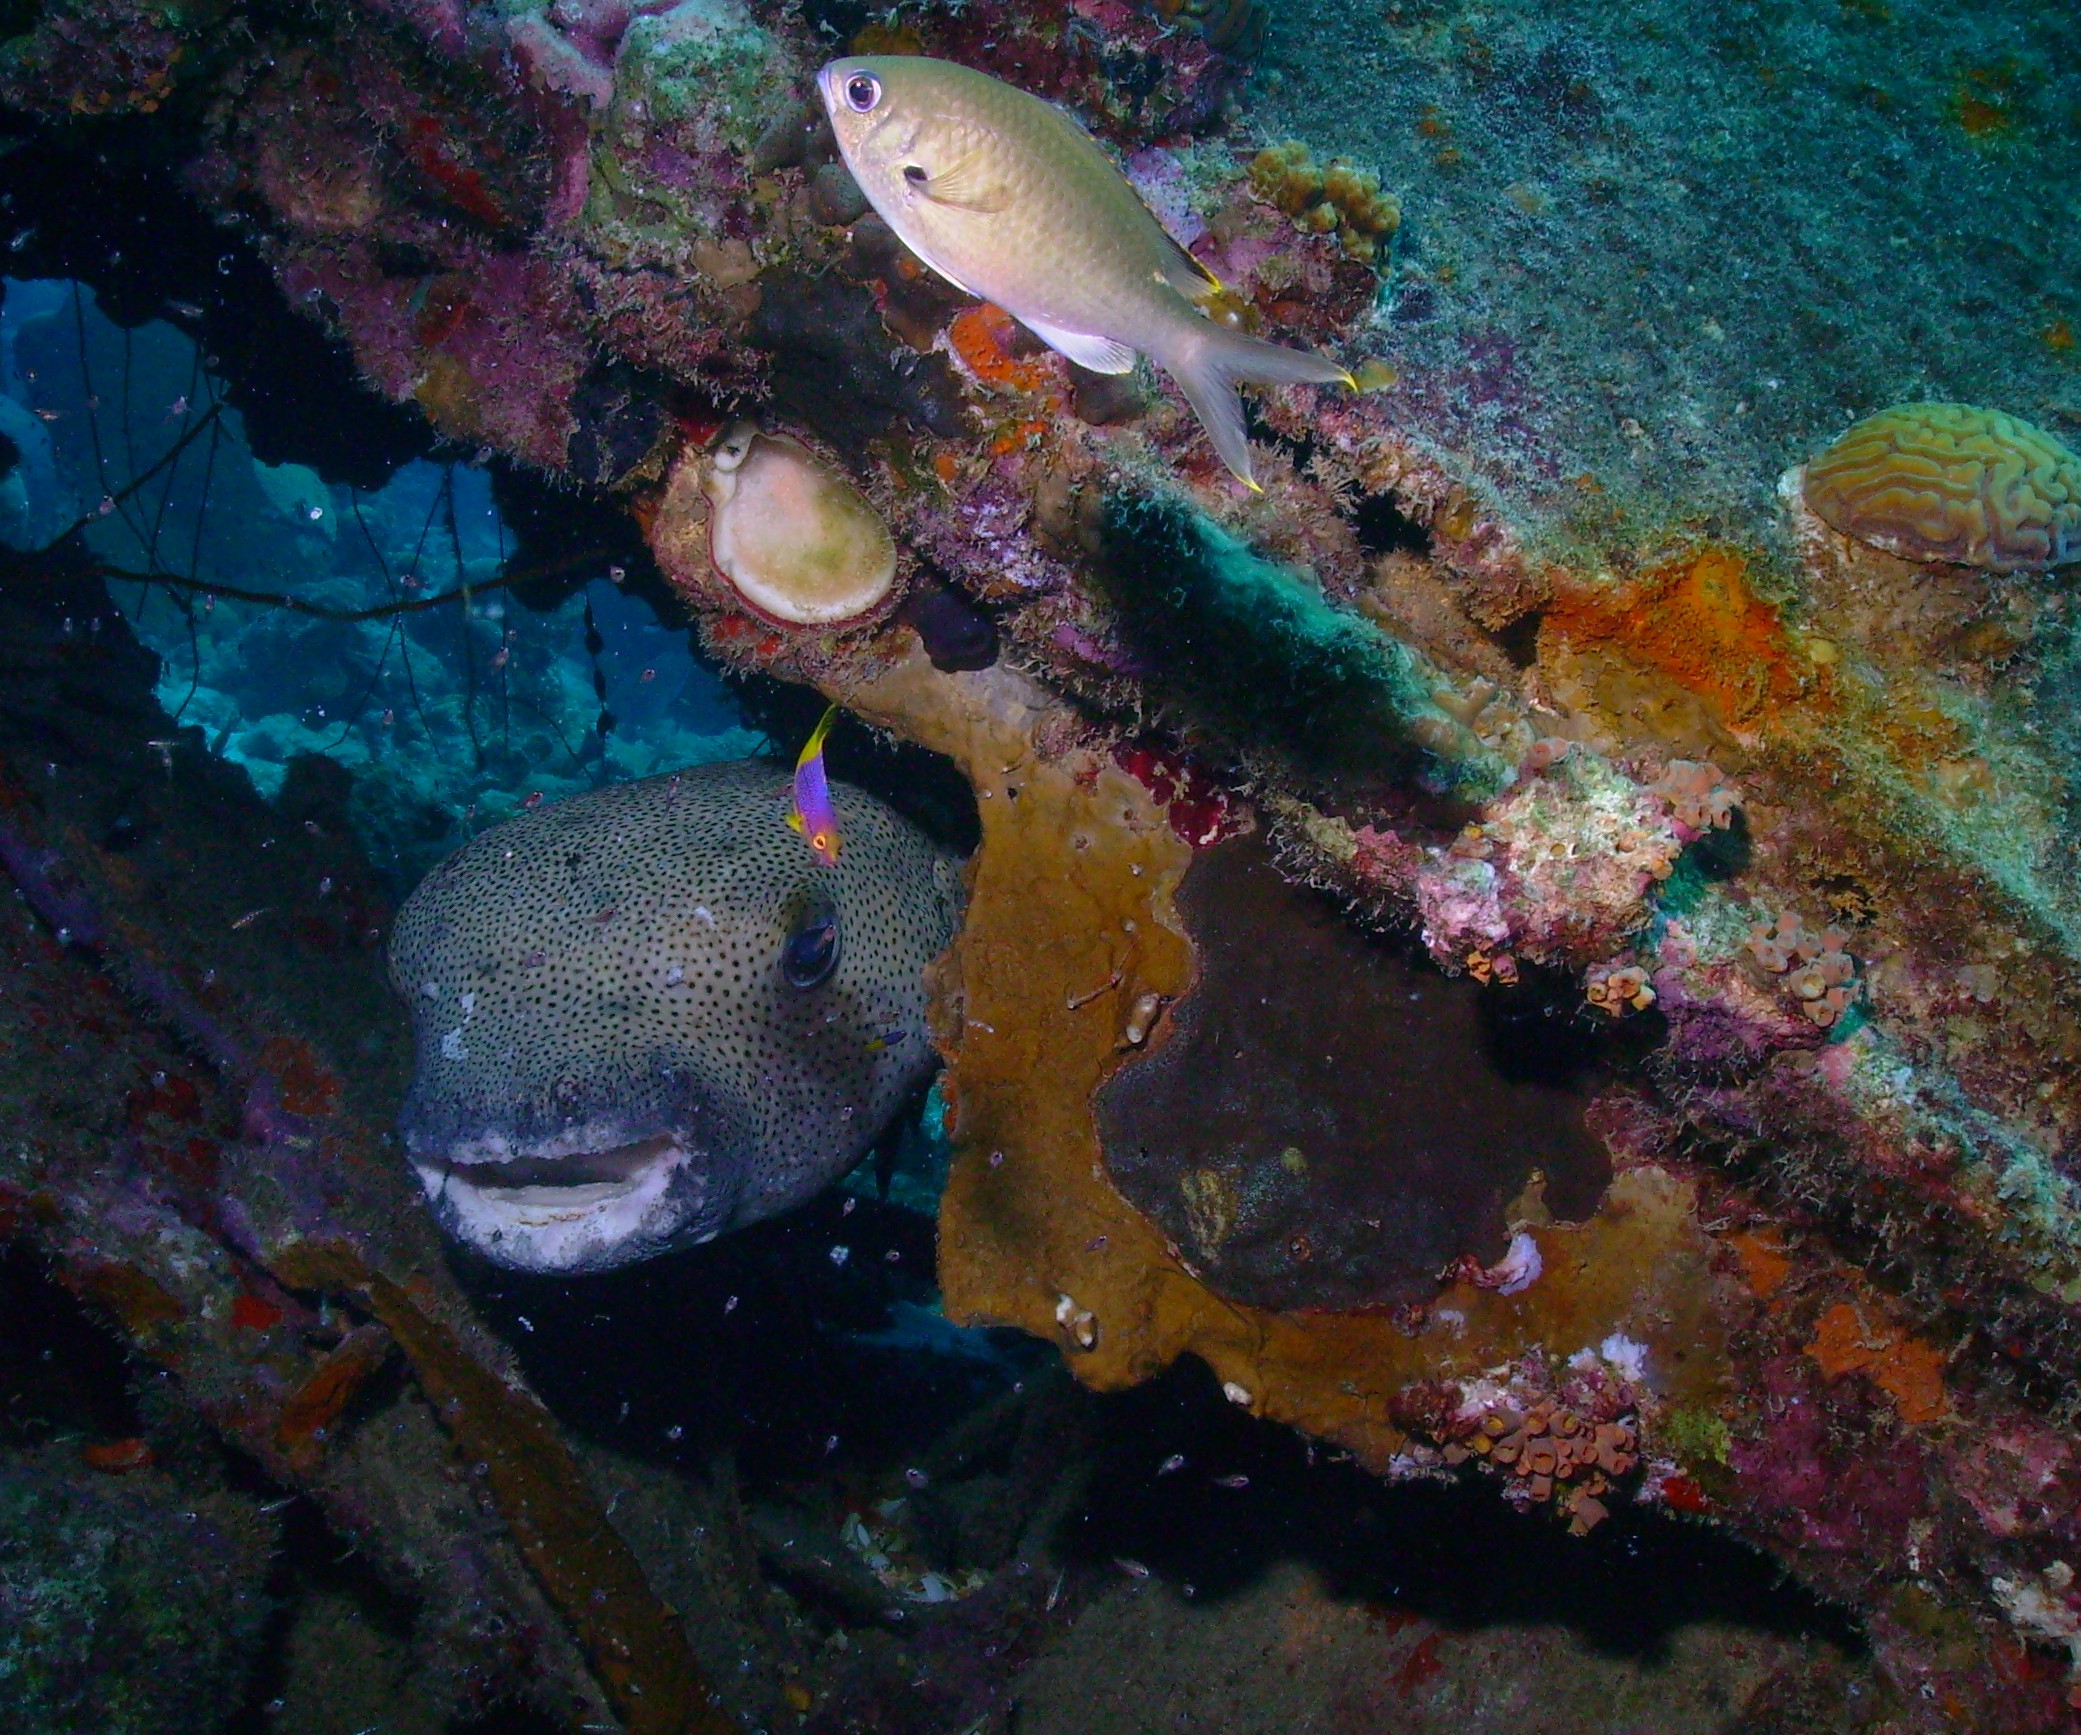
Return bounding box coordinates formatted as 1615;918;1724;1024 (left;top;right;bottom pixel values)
818;55;1354;489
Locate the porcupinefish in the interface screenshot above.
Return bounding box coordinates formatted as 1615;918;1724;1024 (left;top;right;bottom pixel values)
818;55;1353;489
388;761;962;1273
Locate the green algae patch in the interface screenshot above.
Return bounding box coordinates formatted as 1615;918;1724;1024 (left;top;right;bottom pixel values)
0;1449;275;1735
1659;1403;1734;1469
1097;491;1509;797
615;0;789;150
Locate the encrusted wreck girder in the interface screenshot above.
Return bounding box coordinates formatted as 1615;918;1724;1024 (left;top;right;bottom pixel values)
2;0;2080;1724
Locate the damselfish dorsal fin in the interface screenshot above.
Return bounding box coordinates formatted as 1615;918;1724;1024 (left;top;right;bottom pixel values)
1154;229;1225;305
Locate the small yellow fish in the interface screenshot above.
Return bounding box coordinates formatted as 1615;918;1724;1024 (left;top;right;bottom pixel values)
818;55;1354;489
787;703;842;867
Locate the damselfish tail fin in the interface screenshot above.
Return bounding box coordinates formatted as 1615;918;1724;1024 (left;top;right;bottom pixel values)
1157;324;1355;489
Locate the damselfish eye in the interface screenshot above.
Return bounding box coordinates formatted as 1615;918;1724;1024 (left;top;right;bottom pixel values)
844;71;881;113
781;902;840;989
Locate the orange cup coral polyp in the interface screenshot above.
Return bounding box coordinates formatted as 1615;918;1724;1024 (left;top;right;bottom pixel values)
674;422;898;627
1802;402;2081;572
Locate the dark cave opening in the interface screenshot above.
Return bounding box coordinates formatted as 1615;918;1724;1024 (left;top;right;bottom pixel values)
1073;1356;1869;1660
0;1245;142;1448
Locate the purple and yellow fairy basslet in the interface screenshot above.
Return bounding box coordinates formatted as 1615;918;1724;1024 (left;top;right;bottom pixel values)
787;704;842;867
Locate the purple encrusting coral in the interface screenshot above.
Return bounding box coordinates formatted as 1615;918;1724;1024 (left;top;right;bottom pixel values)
901;474;1077;602
1728;1355;1930;1563
277;241;592;471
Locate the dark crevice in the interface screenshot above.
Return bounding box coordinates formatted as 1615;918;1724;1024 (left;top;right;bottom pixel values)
454;1187;1022;1485
0;122;434;491
0;1244;143;1447
1066;1356;1868;1659
1350;488;1435;558
1490;608;1544;669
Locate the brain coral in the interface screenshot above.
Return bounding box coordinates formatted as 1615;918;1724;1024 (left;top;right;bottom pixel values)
1802;402;2081;572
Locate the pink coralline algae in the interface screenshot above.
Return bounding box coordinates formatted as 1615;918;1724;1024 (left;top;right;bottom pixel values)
508;0;677;105
1289;735;1701;991
1414;748;1686;972
1951;1424;2074;1541
507;10;619;112
555;0;665;59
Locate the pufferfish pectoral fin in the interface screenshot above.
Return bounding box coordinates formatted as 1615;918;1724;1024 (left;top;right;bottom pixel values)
1019;315;1137;375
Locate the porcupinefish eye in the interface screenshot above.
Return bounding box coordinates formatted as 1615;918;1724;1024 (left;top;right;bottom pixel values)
782;897;841;989
844;71;881;113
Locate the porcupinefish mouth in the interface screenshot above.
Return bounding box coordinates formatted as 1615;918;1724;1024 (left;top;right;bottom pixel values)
407;1127;733;1275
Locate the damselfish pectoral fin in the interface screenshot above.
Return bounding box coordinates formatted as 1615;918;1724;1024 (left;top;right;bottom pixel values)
909;153;1018;214
1020;316;1137;375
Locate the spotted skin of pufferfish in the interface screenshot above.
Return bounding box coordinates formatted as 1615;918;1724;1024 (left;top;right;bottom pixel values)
1802;402;2081;572
387;760;962;1273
